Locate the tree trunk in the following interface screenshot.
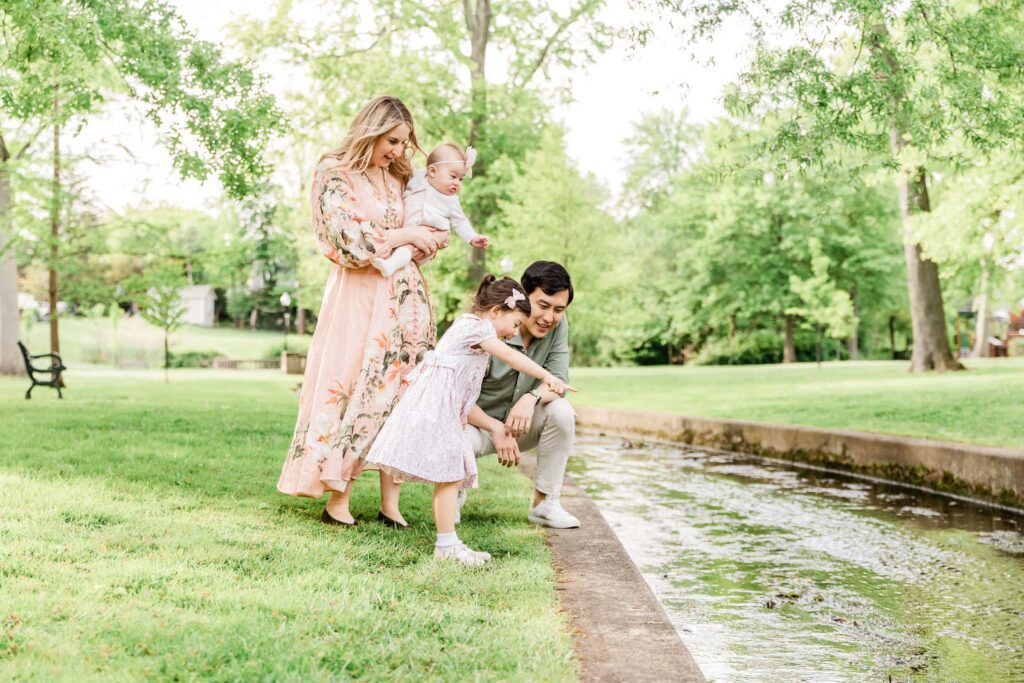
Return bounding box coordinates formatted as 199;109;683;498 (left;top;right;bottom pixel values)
972;267;990;358
783;314;796;363
847;288;860;360
897;167;961;371
164;329;169;383
815;323;822;368
867;20;961;372
249;307;258;329
889;315;897;359
728;312;737;340
464;0;491;283
49;97;64;386
0;134;22;375
296;307;307;335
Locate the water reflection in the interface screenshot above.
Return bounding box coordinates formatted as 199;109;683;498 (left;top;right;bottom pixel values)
568;434;1024;682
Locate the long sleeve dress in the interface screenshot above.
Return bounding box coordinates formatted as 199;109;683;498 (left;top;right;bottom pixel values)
277;158;435;498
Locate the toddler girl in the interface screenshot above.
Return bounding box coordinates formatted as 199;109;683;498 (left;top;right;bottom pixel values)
365;275;572;565
372;142;490;277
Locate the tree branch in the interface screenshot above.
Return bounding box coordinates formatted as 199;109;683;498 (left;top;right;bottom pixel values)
14;121;51;160
515;1;597;89
306;26;389;64
917;5;958;77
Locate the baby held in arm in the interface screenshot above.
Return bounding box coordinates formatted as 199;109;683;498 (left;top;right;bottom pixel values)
372;142;490;277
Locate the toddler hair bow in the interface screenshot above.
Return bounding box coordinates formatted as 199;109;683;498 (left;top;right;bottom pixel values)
505;288;525;309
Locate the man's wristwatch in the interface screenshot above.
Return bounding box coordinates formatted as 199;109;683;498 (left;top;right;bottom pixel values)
527;388;543;403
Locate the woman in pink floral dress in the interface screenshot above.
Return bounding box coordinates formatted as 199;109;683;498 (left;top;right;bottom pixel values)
277;96;446;526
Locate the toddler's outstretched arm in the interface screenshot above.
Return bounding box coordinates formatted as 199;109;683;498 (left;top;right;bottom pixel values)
478;338;576;396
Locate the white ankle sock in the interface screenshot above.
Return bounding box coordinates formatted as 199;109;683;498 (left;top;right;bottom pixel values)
435;531;459;548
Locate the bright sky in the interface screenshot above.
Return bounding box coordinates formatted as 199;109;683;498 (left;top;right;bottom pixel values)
76;1;751;213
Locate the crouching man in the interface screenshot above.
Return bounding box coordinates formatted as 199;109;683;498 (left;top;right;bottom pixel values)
466;260;580;528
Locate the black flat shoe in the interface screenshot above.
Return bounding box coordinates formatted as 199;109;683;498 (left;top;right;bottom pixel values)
321;508;357;526
377;511;411;530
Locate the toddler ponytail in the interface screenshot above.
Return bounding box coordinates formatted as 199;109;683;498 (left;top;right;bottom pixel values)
472;274;532;316
474;274;497;302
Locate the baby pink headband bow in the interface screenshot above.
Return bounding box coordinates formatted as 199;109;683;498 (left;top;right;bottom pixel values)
429;146;477;177
505;288;525;309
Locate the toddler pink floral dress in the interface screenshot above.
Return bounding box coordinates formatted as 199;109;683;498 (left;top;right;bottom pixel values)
366;314;497;488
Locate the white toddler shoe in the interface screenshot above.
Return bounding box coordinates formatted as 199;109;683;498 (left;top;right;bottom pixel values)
434;542;491;566
528;495;580;529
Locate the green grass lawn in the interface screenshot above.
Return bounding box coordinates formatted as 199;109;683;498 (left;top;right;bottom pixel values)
0;369;574;681
570;357;1024;450
22;316;312;367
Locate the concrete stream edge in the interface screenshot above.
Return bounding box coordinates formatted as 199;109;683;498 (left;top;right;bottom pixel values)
519;454;707;683
574;405;1024;509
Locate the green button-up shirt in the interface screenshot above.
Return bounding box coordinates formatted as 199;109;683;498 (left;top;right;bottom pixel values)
476;317;570;422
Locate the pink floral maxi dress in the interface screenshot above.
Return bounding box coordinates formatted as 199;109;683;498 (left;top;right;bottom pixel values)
365;314;497;489
278;159;435;498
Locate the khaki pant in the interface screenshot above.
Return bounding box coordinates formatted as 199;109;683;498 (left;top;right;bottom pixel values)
467;398;576;496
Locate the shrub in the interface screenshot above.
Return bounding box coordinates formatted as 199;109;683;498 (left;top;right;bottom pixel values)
1009;337;1024;358
168;350;220;368
264;338;312;359
693;331;784;366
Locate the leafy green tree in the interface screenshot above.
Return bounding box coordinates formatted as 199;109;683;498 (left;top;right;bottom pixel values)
917;157;1024;356
233;0;612;311
497;127;620;362
628;116;902;364
226;289;256;330
644;0;1024;371
0;0;282;374
621;108;700;214
789;238;857;366
137;270;187;381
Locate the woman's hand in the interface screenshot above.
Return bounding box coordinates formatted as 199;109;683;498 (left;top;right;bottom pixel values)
397;225;439;257
429;229;450;251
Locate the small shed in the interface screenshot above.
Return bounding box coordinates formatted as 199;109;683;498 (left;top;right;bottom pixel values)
179;285;215;327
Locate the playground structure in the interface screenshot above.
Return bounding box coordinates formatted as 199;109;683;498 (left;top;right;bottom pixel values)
955;302;1024;359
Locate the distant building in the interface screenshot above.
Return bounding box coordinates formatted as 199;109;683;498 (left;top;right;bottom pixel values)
179;285;215;327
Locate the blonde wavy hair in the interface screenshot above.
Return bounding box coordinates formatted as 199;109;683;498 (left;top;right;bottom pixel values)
321;96;422;184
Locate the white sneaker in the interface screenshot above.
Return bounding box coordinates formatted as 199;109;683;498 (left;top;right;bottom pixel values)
434;542;490;566
454;488;467;524
528;495;580;529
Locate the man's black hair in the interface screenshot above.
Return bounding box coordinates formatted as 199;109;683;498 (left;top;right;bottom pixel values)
520;261;573;304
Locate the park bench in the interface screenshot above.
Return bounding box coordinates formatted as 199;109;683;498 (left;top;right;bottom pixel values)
17;341;66;399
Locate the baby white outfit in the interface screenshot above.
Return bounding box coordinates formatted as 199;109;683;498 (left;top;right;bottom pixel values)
372;169;481;276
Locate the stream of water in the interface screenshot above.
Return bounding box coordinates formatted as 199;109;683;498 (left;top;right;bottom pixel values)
568;434;1024;682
